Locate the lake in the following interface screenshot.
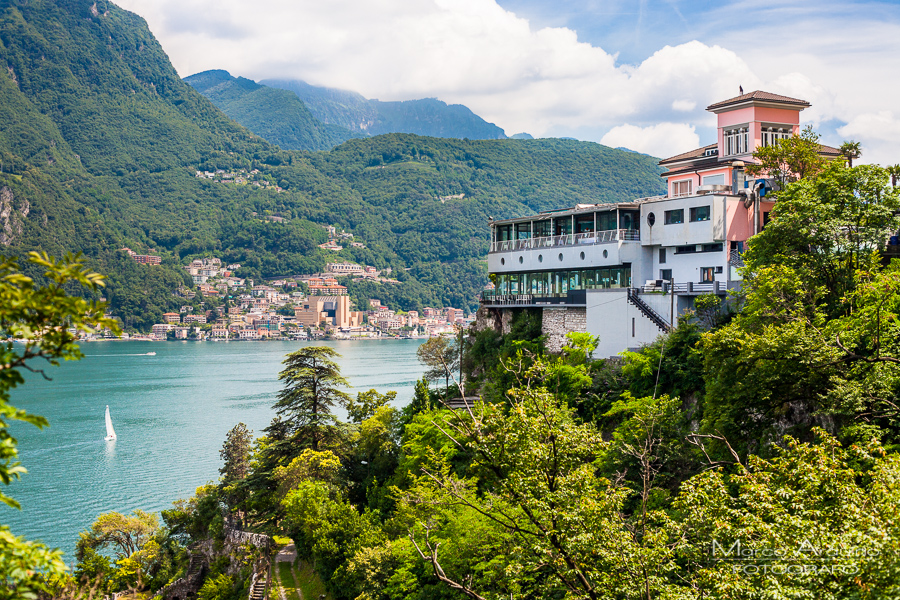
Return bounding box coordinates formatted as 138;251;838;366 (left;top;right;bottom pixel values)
2;339;427;559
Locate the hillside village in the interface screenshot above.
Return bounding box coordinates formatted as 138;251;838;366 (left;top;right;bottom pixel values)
108;253;471;341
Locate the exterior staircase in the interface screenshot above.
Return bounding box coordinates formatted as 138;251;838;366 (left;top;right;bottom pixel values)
626;288;672;332
248;570;268;600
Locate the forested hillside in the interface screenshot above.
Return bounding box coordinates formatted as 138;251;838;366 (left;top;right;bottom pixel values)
0;0;664;331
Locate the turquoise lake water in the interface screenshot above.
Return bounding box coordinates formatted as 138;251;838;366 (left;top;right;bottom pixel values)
2;339;426;560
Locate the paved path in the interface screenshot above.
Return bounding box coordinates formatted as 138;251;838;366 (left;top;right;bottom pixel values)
276;543;297;564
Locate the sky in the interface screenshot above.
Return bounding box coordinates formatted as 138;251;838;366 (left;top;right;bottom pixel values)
116;0;900;164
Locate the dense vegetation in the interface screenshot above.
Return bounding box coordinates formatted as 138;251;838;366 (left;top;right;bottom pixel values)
18;158;897;600
0;0;664;330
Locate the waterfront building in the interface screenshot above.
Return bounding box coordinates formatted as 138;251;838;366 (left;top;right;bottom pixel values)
481;91;841;357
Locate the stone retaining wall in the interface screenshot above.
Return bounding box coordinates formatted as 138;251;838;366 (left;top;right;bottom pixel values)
542;307;586;353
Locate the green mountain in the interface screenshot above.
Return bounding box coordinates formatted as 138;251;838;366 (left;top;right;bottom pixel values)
0;0;665;331
184;70;363;152
260;78;508;140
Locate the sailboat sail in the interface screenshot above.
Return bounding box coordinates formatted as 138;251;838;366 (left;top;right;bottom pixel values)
105;405;117;441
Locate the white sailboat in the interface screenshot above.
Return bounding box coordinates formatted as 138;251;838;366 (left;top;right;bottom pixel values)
104;405;117;441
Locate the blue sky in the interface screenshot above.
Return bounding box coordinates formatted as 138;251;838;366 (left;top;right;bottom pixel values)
119;0;900;163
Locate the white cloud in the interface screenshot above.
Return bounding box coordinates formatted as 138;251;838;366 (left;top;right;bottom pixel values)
672;100;696;112
600;123;699;158
838;112;900;166
116;0;900;160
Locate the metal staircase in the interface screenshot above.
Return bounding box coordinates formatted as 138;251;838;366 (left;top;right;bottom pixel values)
626;289;672;332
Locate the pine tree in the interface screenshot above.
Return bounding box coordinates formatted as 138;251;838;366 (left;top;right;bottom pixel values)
219;422;253;483
274;347;350;451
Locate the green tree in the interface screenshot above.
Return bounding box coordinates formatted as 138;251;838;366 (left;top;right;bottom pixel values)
745;125;826;186
347;389;397;424
416;336;459;390
76;510;159;561
197;574;236;600
219;423;253;484
0;252;117;598
742;161;900;315
674;430;900;598
888;164;900;188
399;355;674;599
840;140;862;167
273;346;350;452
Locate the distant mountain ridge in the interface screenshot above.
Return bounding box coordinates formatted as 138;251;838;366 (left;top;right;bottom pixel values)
184;70;363;151
259;78;508;143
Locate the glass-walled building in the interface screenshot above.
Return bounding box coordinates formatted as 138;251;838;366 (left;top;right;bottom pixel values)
486;202;648;306
493;266;631;295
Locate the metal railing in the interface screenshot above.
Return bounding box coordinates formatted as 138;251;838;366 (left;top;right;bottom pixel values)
490;229;640;253
639;281;727;295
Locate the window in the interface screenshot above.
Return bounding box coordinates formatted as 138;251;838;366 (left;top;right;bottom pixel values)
702;243;723;252
665;209;684;225
702;174;725;185
763;212;771;227
675;245;698;254
575;214;594;233
690;206;711;222
533;220;551;238
659;248;667;264
597;211;617;231
619;210;639;230
761;126;791;148
724;127;749;156
701;267;715;283
515;222;531;239
660;269;672;281
672;180;692;198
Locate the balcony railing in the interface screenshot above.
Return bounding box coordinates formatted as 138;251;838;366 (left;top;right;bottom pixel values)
480;291;587;306
490;229;640;253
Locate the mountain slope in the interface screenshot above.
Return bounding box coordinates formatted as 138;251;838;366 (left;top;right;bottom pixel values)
184;70;362;152
261;78;508;140
0;0;664;328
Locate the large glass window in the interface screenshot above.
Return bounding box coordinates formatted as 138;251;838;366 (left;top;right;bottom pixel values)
701;268;715;283
619;210;639;230
533;220;551;238
690;206;711;222
665;209;684;225
575;214;594;233
515;223;531;239
597;211;617;231
493;266;632;295
555;218;572;236
496;224;512;241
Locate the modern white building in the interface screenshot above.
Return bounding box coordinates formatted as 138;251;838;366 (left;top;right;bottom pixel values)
480;91;841;357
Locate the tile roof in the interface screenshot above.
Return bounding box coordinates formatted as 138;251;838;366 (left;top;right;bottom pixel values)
659;143;718;165
661;157;735;178
817;143;842;157
706;90;810;111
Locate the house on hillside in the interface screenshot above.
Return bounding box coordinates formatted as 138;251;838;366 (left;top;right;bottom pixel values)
480;91;842;357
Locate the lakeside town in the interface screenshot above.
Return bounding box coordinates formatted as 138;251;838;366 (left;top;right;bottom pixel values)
107;249;474;342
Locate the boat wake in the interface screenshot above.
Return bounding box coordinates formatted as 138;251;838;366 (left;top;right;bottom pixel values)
88;352;158;356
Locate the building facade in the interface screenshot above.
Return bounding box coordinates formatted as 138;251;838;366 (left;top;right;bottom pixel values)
481;91;840;357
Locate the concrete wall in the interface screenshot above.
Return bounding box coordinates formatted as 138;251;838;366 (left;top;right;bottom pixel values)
581;290;664;357
488;239;642;274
